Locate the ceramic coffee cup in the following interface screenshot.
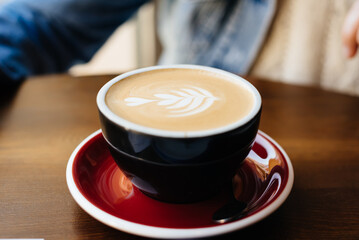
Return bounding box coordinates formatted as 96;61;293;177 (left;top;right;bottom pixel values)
97;65;261;203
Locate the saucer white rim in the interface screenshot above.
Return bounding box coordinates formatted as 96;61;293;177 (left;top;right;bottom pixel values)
66;129;294;239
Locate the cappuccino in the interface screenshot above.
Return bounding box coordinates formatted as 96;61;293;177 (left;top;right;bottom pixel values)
105;68;255;131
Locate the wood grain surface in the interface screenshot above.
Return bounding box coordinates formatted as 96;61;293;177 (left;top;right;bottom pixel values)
0;74;359;239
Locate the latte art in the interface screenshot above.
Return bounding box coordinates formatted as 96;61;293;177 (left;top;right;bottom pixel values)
124;86;219;117
105;68;255;131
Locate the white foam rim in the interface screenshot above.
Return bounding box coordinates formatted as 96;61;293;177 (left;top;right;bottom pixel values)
66;129;294;239
97;65;262;138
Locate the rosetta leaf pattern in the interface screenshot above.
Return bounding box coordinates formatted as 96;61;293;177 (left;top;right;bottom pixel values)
124;86;219;117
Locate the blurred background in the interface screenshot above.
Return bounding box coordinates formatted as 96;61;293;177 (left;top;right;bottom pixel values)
65;0;359;96
69;2;157;76
1;0;358;95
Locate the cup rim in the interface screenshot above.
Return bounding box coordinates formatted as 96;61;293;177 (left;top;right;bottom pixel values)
97;64;262;138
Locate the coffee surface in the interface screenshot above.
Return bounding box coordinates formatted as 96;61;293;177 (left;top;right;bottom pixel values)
105;69;255;131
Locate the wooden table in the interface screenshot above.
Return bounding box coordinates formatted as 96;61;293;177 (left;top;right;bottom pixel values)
1;74;359;239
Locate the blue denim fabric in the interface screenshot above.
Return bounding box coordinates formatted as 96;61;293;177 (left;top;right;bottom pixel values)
0;0;148;83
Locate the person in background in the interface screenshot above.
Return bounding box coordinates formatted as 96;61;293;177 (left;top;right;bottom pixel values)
249;0;359;95
1;0;359;95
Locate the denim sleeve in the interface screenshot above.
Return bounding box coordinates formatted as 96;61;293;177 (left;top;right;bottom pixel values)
0;0;148;84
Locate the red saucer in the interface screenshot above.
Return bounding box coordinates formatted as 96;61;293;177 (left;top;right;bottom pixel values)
67;130;294;239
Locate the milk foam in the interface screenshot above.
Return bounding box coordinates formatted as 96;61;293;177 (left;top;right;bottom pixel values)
105;68;255;131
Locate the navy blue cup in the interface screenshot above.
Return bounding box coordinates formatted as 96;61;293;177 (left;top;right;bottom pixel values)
97;65;262;203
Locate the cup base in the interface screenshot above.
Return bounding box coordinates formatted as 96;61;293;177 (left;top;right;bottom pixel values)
136;183;226;204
